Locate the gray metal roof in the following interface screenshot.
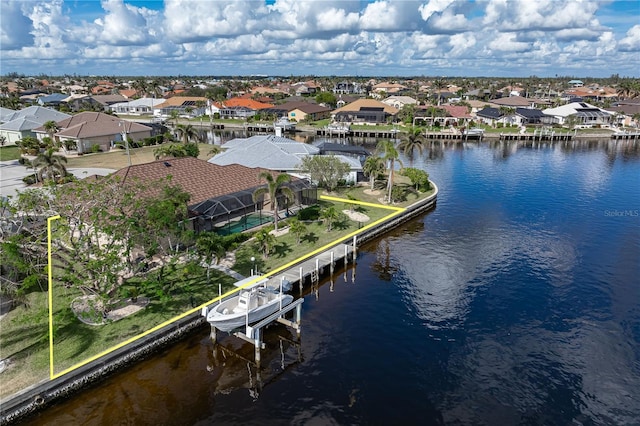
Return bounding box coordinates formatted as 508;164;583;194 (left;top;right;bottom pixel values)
210;135;319;171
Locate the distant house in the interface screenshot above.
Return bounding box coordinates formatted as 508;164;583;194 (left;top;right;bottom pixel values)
332;99;399;124
209;134;362;183
332;81;365;95
153;96;208;118
218;98;274;119
371;82;407;96
543;102;613;127
475;107;510;126
288;103;331;122
568;80;584;88
414;105;472;127
109;98;159;116
490;96;537;108
110;157;317;232
0;106;71;145
36;93;68;107
33;112;152;153
381;96;418;109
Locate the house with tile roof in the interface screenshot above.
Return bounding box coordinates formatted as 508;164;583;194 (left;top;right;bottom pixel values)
111;157;317;232
381;96;418;109
153;96;208;119
33;112;151;153
209;134;363;184
332;99;399;124
219;98;274;119
490;96;537;108
0;106;71;145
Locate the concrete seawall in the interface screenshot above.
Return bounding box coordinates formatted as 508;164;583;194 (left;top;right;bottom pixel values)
0;184;438;425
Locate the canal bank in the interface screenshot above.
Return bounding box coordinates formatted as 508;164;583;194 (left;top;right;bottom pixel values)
0;185;438;425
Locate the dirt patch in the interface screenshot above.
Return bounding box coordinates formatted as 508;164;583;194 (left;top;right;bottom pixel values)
363;189;381;196
342;210;370;223
71;295;150;325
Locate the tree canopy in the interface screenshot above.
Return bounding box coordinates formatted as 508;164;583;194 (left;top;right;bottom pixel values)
299;155;351;192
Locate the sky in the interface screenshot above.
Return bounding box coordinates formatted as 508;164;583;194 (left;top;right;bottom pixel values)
1;0;639;78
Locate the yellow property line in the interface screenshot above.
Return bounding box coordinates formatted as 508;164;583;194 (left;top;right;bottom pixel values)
48;195;405;379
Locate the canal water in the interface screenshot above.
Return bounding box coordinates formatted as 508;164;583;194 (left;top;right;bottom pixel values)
23;138;640;425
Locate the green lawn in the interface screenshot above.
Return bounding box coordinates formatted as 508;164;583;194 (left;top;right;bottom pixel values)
0;146;21;161
0;264;237;398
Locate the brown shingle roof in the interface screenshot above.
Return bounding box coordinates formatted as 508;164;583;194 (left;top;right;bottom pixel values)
111;157;284;205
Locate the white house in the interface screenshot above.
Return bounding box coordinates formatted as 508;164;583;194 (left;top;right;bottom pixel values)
543;102;613;127
108;98;158;115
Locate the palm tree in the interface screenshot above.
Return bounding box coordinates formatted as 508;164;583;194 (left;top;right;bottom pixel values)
362;155;385;190
174;124;199;144
376;140;403;204
33;148;68;182
196;233;227;283
319;206;341;231
208;144;225;157
397;127;426;164
254;228;277;259
169;110;180;128
43;120;59;142
252;171;295;232
288;218;308;244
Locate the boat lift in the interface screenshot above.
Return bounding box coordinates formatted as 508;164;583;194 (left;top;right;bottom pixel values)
209;298;304;368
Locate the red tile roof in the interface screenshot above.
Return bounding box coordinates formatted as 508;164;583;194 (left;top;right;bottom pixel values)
224;97;274;110
111;157;284;205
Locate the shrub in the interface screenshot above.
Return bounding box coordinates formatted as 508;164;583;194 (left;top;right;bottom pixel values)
297;204;321;221
90;144;101;153
22;174;37;184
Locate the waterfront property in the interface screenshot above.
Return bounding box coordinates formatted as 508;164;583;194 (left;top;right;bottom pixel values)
110;157;318;232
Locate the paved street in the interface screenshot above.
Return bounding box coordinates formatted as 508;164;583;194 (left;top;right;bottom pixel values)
0;160;115;199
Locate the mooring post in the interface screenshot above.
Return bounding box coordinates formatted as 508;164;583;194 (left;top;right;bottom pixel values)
315;258;319;277
210;325;217;342
299;267;303;293
254;328;261;368
352;235;357;258
295;302;302;336
330;251;334;275
344;244;348;268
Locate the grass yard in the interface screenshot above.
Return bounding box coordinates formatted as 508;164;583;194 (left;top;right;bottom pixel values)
0;265;237;398
0;146;21;161
65;143;215;170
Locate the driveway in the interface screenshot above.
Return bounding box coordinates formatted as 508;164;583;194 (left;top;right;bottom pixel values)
0;160;116;199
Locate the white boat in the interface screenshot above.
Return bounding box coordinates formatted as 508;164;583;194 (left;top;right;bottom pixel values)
205;286;294;332
274;117;296;131
463;128;485;136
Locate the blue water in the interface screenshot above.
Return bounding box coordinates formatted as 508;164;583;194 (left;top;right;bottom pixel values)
24;140;640;425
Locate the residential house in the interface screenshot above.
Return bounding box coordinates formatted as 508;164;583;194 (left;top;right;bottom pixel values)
490;96;537;109
288;103;331;122
331;99;399;124
543;102;613;127
414;105;472;127
109;98;159;116
90;94;129;111
36;93;68;107
332;81;365;95
291;81;320;96
209;134;362;184
371;82;407;96
0;106;71;145
218;98;274;119
381;96;418;110
475;107;511;126
33;112;152;153
607;97;640;127
111;157;317;232
153;96;208;119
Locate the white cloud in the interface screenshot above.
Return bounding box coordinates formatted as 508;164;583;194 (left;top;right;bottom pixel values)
619;25;640;52
0;0;638;77
0;1;34;50
98;0;157;46
488;32;532;52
